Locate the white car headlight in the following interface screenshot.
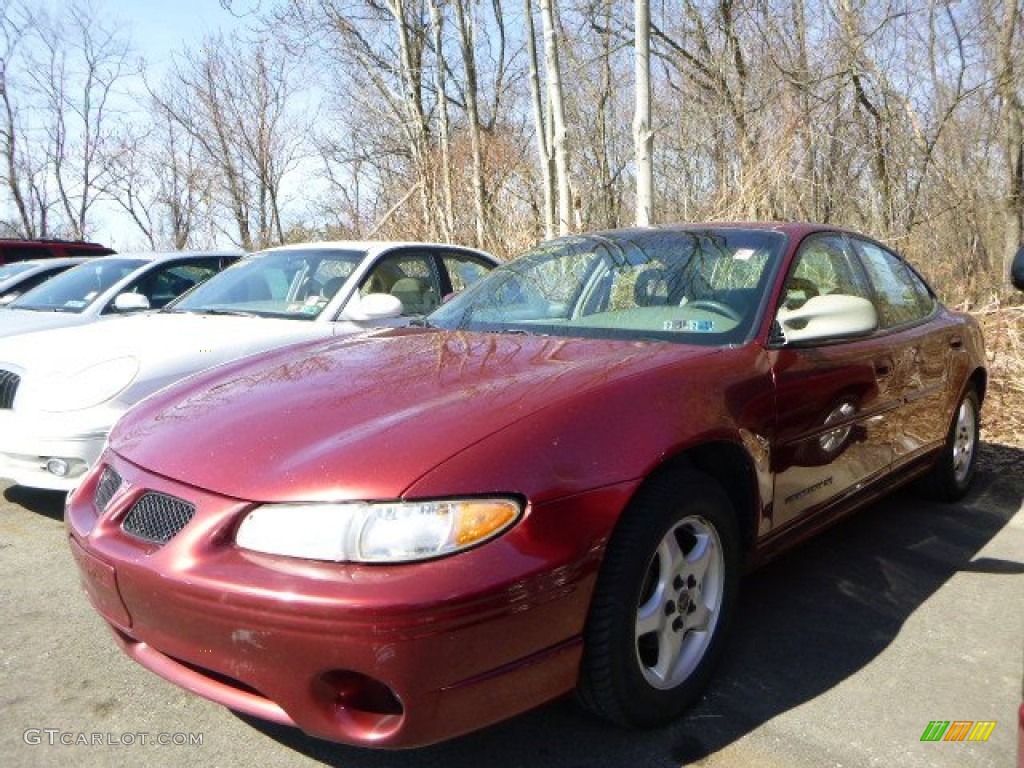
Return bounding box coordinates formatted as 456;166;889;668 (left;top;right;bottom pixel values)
235;498;521;563
36;356;140;412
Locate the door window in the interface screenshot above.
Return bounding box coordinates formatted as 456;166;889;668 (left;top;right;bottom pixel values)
360;254;440;315
783;235;873;310
116;259;224;310
442;253;492;294
853;240;934;329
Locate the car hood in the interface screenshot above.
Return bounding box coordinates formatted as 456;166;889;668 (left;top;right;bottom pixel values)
111;329;718;502
0;312;337;407
0;307;91;338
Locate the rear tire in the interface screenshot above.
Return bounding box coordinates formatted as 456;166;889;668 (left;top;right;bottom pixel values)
577;470;740;728
915;386;980;502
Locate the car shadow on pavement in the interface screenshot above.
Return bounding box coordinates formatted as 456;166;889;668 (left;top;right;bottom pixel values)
234;449;1023;768
3;485;65;522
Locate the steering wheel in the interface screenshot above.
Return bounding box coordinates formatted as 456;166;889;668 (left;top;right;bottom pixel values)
686;299;742;322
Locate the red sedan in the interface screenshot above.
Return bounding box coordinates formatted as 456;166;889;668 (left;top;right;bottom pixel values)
66;224;986;748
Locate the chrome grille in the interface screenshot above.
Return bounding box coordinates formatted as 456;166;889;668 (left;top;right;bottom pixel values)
0;369;19;409
93;466;123;512
122;492;196;545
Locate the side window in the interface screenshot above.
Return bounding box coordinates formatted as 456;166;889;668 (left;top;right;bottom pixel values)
443;254;491;293
120;260;222;309
853;240;932;329
783;235;872;309
360;253;440;315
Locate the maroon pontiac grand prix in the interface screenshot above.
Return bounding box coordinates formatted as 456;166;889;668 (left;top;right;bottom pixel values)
66;224;986;748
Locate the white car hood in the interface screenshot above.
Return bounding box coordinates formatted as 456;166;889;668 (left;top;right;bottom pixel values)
0;308;93;338
0;312;340;409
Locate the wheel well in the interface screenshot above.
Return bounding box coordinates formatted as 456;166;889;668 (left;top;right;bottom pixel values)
643;442;759;554
968;367;987;404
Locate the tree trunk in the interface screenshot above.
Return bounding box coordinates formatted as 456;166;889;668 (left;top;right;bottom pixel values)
539;0;571;236
428;0;454;240
524;0;554;239
453;0;487;249
998;0;1023;274
634;0;653;226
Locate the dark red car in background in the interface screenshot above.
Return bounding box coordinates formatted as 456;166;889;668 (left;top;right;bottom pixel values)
0;237;114;264
66;223;987;748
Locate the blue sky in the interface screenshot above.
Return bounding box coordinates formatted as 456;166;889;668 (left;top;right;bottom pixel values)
89;1;261;248
101;0;256;70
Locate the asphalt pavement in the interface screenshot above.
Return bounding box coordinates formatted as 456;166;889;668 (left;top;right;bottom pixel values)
2;445;1021;768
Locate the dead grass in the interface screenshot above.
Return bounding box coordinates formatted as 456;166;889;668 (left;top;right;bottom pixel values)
968;303;1024;450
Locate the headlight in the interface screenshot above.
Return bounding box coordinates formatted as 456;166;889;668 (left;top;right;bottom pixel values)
36;356;140;412
235;498;521;563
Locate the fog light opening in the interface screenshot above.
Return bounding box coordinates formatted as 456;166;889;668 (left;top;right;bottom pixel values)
43;457;87;479
44;458;70;477
316;670;404;717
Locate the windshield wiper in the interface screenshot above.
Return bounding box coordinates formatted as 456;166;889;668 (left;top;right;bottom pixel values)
408;317;435;328
194;308;262;318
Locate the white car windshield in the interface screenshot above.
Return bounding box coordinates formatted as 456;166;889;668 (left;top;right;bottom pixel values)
430;228;786;345
0;262;38;280
9;258;147;313
168;248;366;321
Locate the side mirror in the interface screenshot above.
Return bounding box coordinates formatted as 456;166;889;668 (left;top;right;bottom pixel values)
0;292;19;306
113;293;151;312
341;292;403;322
777;294;878;344
1012;245;1024;291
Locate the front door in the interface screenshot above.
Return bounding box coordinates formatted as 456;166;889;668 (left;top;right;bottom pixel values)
769;234;897;530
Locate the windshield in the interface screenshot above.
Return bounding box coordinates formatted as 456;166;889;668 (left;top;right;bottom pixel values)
0;262;37;281
168;248;366;320
9;258;147;313
430;229;786;345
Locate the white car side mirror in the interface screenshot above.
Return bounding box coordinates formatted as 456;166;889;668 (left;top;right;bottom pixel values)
777;294;878;344
113;293;151;312
342;292;404;322
0;293;18;305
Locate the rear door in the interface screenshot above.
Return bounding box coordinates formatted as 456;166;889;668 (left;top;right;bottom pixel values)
848;236;953;466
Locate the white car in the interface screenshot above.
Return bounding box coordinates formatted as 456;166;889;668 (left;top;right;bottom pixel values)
0;258;93;305
0;251;242;338
0;241;497;490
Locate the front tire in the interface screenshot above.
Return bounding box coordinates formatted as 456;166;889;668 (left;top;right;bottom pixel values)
577;470;740;728
916;386;980;502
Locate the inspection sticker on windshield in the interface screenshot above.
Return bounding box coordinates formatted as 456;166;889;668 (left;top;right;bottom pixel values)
664;319;714;332
733;248;755;261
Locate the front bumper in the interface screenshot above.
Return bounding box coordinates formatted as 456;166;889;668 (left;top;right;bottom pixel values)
0;408;118;490
65;451;636;748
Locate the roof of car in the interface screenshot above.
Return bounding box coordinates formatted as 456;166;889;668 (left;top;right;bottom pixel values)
579;222;863;240
263;241;490;254
93;249;243;263
11;257;91;269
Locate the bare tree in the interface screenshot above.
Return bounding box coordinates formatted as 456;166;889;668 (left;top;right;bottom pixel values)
524;0;555;238
153;31;307;249
539;0;572;235
30;2;132;239
452;0;487;248
428;0;455;240
633;0;653;225
0;0;131;239
997;0;1023;274
0;1;40;236
104;97;208;250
